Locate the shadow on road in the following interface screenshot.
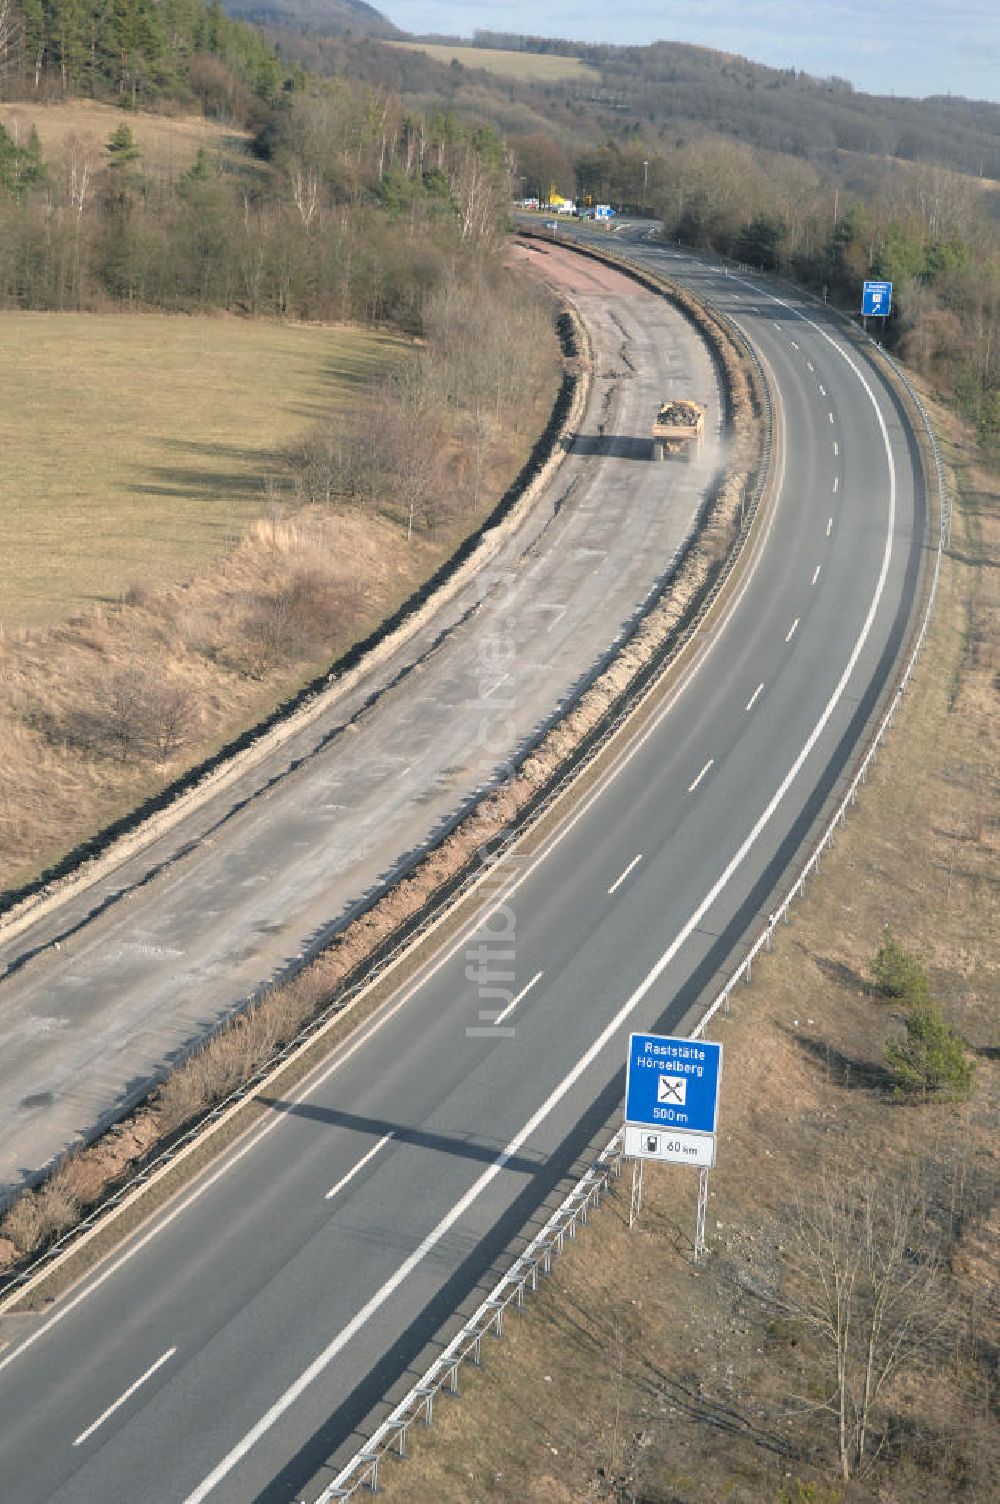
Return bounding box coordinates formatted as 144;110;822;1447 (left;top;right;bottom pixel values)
257;1097;542;1177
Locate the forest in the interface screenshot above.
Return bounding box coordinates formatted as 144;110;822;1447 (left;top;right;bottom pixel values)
1;2;997;456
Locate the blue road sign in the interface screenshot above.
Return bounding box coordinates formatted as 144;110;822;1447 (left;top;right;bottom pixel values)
862;280;892;317
625;1034;722;1135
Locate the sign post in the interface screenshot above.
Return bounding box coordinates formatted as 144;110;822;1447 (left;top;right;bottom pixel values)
623;1033;723;1260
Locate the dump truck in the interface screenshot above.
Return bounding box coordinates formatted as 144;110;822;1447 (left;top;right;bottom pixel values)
651;399;705;461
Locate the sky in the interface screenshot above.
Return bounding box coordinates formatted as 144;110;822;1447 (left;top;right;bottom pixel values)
379;1;1000;102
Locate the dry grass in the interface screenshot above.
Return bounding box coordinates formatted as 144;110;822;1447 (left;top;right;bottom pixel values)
0;99;252;175
0;313;405;632
384;41;600;83
369;399;999;1499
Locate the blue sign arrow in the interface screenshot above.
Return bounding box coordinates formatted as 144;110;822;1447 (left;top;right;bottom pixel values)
625;1034;722;1135
862;280;892;317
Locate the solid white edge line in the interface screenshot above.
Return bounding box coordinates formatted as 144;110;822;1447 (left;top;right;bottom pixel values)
687;758;715;793
493;970;544;1027
0;397;787;1384
324;1134;393;1202
745;683;764;713
607;854;643;895
785;617;800;642
183;347;894;1498
6;262;902;1504
73;1347;176;1447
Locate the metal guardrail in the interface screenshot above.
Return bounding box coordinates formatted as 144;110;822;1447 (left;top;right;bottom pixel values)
310;1129;627;1501
308;283;948;1503
0;256;772;1305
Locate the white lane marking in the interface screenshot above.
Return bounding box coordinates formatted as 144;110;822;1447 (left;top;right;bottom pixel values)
398;766;411;779
493;970;544;1027
745;683;765;712
325;1134;393;1202
833;441;839;456
827;517;834;537
481;673;509;700
608;854;643;895
807;360;814;372
9;276;898;1428
833;476;839;493
183;376;896;1503
785;617;800;642
687;759;714;793
535;603;567;632
73;1348;176;1447
790;340;799;350
28;282;893;1500
773;321;781;329
811;566;821;586
829;411;835;424
819;384;826;396
0;302;789;1380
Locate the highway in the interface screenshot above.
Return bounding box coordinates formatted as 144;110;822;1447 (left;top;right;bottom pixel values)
0;246;720;1193
0;234;928;1504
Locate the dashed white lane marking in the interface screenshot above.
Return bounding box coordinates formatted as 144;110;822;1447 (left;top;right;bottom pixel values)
481;673;509;700
812;565;822;586
790;340;799;350
829;411;835;424
827;516;834;536
494;970;544;1027
73;1348;176;1447
398;766;411;779
179;270;899;1504
833;441;839;455
608;854;643;895
535;603;567;633
833;476;839;493
785;617;800;643
325;1134;393;1201
745;683;765;712
687;759;715;793
819;384;826;396
807;360;814;372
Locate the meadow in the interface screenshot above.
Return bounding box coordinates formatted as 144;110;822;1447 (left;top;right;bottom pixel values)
384;41;600;84
0;313;404;631
0;99;252;175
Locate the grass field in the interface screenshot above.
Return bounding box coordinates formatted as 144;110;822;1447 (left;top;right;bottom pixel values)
0;313;406;630
0;99;252;175
384;41;600;83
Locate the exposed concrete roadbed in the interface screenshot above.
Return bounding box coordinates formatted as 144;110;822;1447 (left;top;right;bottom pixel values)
0;248;722;1193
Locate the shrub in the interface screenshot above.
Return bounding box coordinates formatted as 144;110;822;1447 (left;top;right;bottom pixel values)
884;1003;974;1100
870;924;929;1004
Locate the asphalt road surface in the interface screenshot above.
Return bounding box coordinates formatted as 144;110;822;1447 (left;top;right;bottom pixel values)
0;246;721;1193
0;232;929;1504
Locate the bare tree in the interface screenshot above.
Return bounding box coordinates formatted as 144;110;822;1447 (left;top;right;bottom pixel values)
0;0;16;84
780;1169;950;1481
147;679;196;760
100;665;150;763
288;161;320;228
